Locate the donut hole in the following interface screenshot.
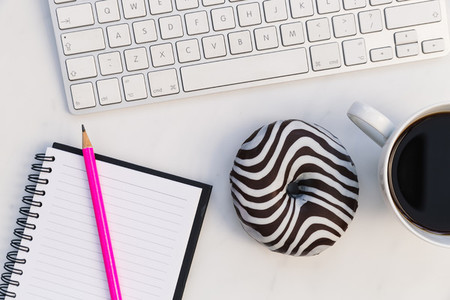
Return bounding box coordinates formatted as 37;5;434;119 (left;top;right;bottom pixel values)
287;179;315;199
287;181;302;198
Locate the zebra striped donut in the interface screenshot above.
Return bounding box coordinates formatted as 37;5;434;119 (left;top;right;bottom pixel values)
230;120;359;256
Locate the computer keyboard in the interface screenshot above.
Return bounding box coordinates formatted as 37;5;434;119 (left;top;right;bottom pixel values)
48;0;450;114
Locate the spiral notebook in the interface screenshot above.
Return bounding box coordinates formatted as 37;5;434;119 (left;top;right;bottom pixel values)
0;143;211;299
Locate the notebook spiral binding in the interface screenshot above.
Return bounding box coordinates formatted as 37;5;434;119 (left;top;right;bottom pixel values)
0;154;55;299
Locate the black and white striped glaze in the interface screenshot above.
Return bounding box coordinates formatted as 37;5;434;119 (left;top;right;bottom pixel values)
230;120;359;256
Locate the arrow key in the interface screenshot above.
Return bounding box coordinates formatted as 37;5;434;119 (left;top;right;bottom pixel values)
394;30;417;45
396;43;419;58
370;46;393;62
422;38;445;54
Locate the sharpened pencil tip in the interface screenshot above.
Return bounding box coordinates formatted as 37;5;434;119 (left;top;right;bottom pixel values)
82;125;93;149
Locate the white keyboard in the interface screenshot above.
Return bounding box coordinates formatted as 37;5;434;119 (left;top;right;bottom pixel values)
48;0;450;114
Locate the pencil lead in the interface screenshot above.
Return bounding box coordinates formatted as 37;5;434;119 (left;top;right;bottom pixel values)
82;124;86;132
82;125;92;148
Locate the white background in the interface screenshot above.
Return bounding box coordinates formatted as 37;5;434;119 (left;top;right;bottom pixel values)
1;1;450;299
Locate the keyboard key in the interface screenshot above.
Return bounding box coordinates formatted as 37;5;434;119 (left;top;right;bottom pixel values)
263;0;288;22
237;3;262;27
254;26;279;50
96;0;121;23
317;0;340;14
57;3;94;29
359;9;383;33
310;42;341;71
370;0;392;5
159;15;184;39
150;43;175;67
148;69;180;97
122;0;147;19
333;14;357;37
176;39;201;62
343;0;366;10
180;48;309;91
342;38;367;65
290;0;314;18
306;18;331;42
98;51;123;75
211;7;236;31
176;0;199;10
385;0;441;29
123;74;147;100
133;20;158;43
61;28;105;55
202;35;227;58
71;82;96;109
54;0;75;3
97;78;122;105
148;0;173;14
124;47;149;71
422;38;445;54
394;30;417;45
107;24;132;47
280;22;305;46
185;11;210;35
228;30;252;54
203;0;225;6
66;56;97;80
396;43;419;57
370;46;393;62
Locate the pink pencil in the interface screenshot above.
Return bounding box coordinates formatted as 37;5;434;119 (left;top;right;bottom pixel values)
82;125;122;300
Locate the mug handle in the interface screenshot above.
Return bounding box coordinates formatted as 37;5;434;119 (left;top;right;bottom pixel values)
347;102;395;147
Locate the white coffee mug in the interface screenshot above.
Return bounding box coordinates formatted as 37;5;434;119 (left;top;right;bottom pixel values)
347;101;450;247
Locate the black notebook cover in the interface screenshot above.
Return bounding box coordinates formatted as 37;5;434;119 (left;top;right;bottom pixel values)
53;143;212;300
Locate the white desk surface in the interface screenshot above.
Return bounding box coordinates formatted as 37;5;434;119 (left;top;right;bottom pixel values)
1;1;450;299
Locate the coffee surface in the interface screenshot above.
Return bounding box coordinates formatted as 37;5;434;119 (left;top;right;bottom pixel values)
390;113;450;233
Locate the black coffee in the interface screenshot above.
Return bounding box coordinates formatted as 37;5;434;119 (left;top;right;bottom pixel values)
389;112;450;234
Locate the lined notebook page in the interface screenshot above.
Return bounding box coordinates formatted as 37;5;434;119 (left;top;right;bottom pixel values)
10;147;204;299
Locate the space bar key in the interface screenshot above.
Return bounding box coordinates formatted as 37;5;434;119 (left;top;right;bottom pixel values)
180;48;309;92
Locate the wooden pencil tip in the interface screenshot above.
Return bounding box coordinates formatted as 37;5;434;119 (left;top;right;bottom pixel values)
82;125;92;149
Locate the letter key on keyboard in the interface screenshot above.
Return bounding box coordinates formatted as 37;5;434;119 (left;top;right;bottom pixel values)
48;0;450;114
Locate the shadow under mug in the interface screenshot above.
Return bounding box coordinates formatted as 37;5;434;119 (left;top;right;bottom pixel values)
347;101;450;247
